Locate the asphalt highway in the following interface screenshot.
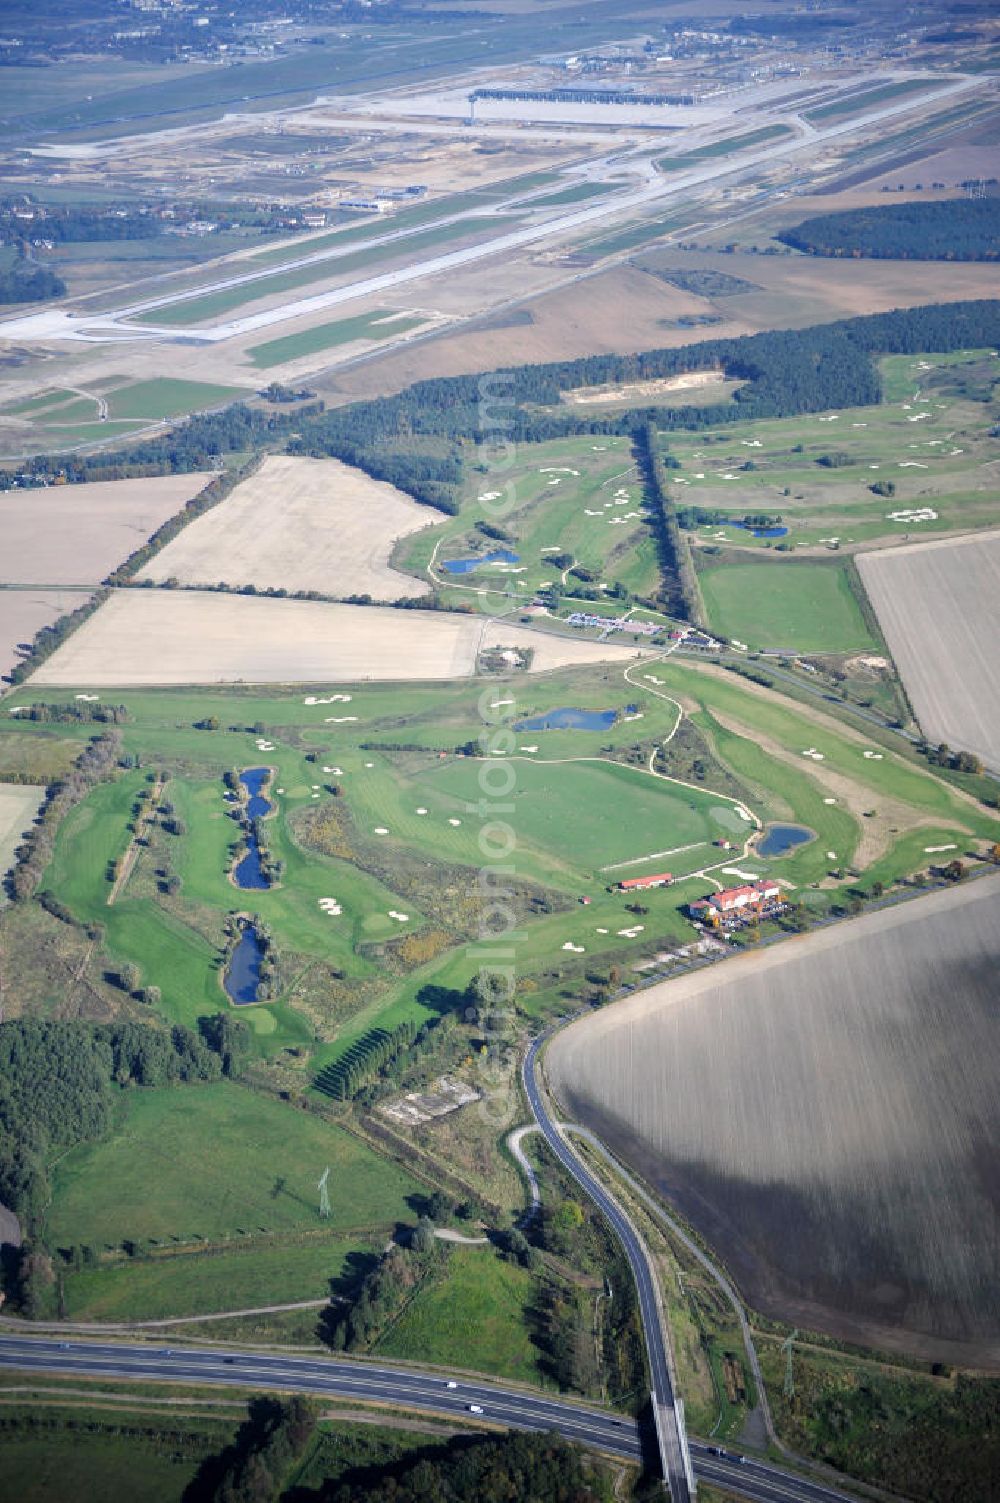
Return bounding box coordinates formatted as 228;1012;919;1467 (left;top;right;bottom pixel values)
0;1334;861;1502
523;1034;694;1503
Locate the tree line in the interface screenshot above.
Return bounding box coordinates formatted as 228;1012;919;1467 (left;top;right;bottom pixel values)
634;422;701;623
778;200;1000;262
5;729;122;902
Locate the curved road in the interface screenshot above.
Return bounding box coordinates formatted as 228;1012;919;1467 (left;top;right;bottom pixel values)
522;1034;694;1502
0;1334;860;1502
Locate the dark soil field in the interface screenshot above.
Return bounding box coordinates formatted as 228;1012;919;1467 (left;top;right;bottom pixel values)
548;876;1000;1368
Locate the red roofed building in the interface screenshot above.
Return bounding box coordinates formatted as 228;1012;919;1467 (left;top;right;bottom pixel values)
618;872;673;891
689;880;783;924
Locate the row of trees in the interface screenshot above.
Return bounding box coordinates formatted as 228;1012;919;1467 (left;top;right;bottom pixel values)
634;422;701;622
5;590;108;685
6;730;123;902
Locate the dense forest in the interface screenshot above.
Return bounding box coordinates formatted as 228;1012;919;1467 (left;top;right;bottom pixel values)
777;199;1000;261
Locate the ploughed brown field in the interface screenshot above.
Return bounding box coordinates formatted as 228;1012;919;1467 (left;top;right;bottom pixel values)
858;530;1000;775
137;455;434;601
547;876;1000;1367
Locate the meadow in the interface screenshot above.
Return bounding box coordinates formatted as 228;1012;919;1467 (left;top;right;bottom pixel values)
696;559;875;653
546;874;1000;1366
45;1079;422;1249
376;1244;542;1383
61;1233;373;1322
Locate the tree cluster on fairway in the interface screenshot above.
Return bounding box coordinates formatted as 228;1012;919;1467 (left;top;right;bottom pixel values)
778;200;1000;262
0;1015;249;1229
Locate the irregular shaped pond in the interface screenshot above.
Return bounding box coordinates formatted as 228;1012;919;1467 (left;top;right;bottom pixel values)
514;706;629;732
758;823;813;857
233;767;272;891
734;522;789;539
224;926;265;1006
442;549;520;574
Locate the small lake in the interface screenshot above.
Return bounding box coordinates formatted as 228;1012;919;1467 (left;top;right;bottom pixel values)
758;823;813;857
442;549;520;575
734;522;789;539
233;767;272;891
224;925;265;1006
514;706;629;732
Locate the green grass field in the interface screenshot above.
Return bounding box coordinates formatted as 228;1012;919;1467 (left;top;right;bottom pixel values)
697;560;876;653
0;1425;220;1503
376;1245;542;1382
248;309;426;367
104;378;246;420
46;1080;422;1249
62;1233;372;1321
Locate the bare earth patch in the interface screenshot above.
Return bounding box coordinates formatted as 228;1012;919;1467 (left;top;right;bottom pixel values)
137;455;434;600
547;875;1000;1366
0;588;94;680
28;591;641;686
858;530;1000;773
0;473;213;587
0;783;44;887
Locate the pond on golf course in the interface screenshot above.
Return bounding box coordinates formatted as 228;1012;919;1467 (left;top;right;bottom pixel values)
224;924;265;1005
441;549;520;574
233;767;272;891
757;823;813;857
514;706;632;732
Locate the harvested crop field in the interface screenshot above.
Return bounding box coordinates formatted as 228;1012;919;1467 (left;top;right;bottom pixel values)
0;473;213;586
547;876;1000;1366
0;587;93;680
858;530;1000;773
28;590;641;686
137;455;434;600
0;784;44;887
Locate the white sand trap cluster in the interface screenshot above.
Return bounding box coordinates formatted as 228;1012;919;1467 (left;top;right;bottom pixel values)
318;897;343;916
859;530;1000;772
0;473;213;587
618;924;645;938
28;591;644;687
802;747;825;761
388;910;409;922
136;455;436;601
562;942;585;953
305;693;351;704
